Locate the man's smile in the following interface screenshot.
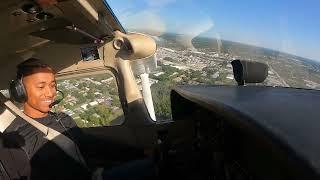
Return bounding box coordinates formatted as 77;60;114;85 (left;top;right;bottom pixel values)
43;99;54;104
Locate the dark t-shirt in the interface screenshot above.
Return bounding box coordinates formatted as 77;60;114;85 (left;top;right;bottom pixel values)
4;112;91;180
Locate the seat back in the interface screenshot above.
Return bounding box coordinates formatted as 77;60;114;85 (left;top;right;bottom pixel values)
0;108;16;133
0;133;30;179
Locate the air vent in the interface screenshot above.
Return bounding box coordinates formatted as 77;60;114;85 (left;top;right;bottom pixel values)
36;12;54;20
21;4;42;14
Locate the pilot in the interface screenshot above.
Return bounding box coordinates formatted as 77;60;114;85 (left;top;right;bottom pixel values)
4;58;154;180
5;58;92;179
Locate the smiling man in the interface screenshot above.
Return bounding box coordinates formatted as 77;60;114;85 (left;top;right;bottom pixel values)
18;59;57;118
4;58;92;180
4;58;154;180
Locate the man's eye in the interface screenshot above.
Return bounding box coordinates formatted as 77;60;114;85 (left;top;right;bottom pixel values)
38;86;44;89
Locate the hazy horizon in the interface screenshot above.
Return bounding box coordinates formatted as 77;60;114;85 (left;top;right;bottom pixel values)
107;0;320;62
128;28;320;63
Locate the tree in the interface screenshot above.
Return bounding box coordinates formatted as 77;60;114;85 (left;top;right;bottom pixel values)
112;96;121;107
151;81;174;120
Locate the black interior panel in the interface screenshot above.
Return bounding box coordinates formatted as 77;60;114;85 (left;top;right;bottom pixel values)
167;85;320;179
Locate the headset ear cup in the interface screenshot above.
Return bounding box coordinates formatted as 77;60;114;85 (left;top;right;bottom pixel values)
9;80;27;103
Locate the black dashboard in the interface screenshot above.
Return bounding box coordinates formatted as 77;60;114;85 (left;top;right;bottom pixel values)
163;85;320;179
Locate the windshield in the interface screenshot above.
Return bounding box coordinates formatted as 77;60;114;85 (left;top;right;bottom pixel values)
107;0;320;120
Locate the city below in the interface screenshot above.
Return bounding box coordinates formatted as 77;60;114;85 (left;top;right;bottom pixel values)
55;33;320;126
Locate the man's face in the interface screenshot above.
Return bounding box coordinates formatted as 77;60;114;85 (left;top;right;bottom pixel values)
23;68;57;118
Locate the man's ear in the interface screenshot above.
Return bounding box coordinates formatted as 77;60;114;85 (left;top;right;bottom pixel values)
9;78;27;103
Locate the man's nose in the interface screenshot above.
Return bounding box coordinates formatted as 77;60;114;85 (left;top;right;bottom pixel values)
45;86;56;98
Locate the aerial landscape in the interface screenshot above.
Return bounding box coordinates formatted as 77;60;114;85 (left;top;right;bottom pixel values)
56;33;320;126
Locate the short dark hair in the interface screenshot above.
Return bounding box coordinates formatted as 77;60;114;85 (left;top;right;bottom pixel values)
16;58;53;79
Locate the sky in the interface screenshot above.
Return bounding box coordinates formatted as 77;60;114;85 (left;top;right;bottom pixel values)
107;0;320;61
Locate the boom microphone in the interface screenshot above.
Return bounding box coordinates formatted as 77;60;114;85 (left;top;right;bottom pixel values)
51;90;64;107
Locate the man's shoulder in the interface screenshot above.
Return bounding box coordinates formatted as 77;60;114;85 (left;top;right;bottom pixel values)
4;116;28;133
4;112;77;133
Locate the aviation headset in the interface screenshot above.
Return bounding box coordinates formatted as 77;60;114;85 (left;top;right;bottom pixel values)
9;58;56;103
9;75;27;103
